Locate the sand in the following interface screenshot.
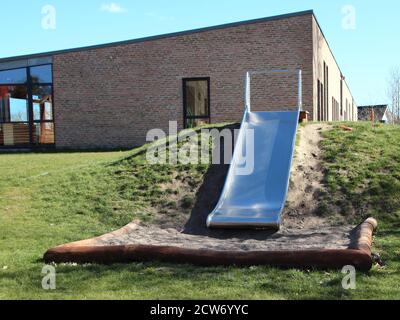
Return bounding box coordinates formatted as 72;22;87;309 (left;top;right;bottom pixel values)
98;222;353;251
88;124;358;252
282;123;332;229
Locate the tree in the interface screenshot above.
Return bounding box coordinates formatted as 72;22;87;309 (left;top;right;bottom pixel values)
387;67;400;123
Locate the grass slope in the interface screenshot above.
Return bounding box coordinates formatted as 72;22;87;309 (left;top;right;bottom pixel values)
0;122;399;300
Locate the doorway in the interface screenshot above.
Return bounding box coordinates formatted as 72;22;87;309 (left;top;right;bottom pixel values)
183;78;211;129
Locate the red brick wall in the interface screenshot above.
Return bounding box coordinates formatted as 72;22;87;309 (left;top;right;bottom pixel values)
53;13;313;149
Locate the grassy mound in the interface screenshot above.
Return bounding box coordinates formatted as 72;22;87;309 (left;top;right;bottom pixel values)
321;122;400;227
0;122;399;299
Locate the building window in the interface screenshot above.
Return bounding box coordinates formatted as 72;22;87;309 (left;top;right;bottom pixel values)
0;64;54;147
30;65;53;83
325;64;329;121
323;62;326;121
0;68;27;84
183;78;211;129
32;86;53;121
332;97;335;121
332;98;339;121
320;82;324;122
340;77;344;118
336;99;340;121
0;86;29;122
317;80;321;121
0;86;30;146
32;85;54;145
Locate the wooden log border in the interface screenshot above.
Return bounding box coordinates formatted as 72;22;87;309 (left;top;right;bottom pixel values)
44;218;378;271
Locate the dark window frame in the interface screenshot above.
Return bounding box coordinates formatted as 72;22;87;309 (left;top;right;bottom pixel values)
182;77;211;129
0;64;55;149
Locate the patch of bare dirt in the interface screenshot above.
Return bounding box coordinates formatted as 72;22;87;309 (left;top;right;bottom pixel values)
151;174;195;229
282;123;332;229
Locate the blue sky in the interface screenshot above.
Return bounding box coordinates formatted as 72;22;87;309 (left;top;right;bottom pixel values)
1;0;398;105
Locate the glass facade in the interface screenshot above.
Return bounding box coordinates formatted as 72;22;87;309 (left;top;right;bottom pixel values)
0;86;29;122
0;64;54;147
0;68;27;84
30;65;53;83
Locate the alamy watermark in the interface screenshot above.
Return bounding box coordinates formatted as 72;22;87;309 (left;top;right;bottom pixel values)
41;5;56;30
42;265;56;290
146;121;255;176
341;5;356;30
341;265;356;290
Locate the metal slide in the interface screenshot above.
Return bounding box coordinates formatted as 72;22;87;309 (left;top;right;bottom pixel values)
207;70;302;229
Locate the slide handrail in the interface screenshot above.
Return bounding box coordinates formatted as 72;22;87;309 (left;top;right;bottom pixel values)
244;69;303;113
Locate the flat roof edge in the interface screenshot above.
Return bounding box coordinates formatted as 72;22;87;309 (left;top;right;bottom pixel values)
0;10;313;63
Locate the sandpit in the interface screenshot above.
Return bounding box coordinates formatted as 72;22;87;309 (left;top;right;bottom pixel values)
89;222;354;252
44;124;378;270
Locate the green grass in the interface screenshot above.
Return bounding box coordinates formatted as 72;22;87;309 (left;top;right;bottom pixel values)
321;123;400;225
0;122;400;300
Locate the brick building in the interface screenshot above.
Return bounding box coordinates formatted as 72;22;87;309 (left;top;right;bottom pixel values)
358;105;393;123
0;10;357;149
